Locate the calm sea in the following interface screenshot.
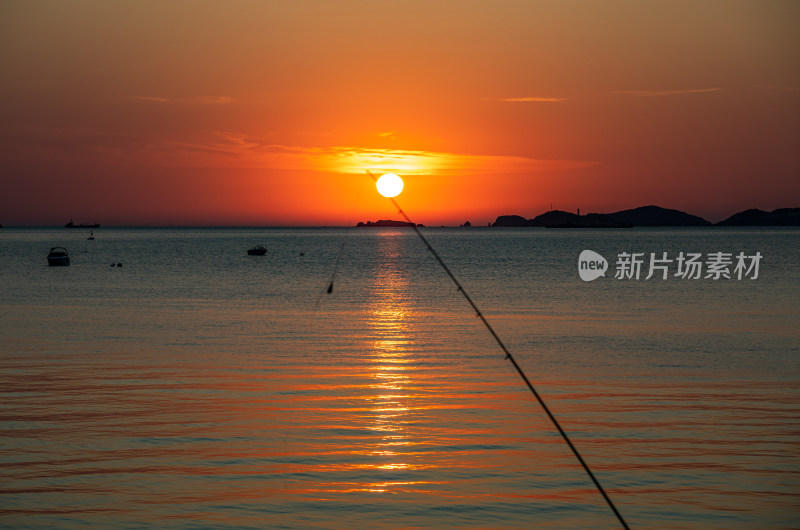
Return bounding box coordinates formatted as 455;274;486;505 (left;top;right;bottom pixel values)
1;227;798;529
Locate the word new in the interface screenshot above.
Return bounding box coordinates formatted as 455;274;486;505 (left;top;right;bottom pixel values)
578;250;609;281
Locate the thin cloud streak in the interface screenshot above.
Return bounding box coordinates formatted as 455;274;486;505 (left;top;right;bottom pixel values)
612;88;721;97
492;96;568;103
127;96;233;104
52;127;596;175
297;146;595;175
129;96;170;103
202;135;597;175
755;84;799;92
0;126;596;176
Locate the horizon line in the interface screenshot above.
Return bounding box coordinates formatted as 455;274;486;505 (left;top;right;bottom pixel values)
3;205;797;229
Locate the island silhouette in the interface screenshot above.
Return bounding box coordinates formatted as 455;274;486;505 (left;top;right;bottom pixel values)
716;208;800;226
489;206;800;228
357;219;422;228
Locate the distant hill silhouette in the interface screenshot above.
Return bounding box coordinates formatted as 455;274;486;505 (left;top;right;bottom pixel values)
717;208;800;226
357;219;421;228
492;214;532;227
605;205;711;226
492;205;711;228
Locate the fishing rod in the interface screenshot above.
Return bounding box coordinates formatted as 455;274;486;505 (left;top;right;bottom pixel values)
362;170;631;529
314;182;364;306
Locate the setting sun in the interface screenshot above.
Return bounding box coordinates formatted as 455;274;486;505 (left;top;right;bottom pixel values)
376;173;404;198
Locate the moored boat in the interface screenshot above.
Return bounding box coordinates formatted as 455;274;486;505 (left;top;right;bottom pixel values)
47;247;70;266
247;245;267;256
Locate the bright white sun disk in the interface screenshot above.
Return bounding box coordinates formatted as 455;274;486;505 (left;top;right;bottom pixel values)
376;173;404;198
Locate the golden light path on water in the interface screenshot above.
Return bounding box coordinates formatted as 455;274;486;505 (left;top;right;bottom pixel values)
366;235;414;483
326;231;438;494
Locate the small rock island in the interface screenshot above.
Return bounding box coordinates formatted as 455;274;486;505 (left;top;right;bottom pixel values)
356;219;422;228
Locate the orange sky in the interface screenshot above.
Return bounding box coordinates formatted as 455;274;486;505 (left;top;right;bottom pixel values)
1;1;798;225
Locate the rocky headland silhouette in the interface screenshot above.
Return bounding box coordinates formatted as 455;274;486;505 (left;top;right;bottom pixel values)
716;208;800;226
491;206;799;228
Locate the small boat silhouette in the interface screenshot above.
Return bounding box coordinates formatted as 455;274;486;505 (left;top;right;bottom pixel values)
247;245;267;256
47;247;70;266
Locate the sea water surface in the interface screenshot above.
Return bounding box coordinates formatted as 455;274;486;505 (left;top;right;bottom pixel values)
1;227;798;529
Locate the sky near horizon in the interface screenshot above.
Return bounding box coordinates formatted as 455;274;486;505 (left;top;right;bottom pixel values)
1;0;798;225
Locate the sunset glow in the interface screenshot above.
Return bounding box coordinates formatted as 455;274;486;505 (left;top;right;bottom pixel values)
0;2;797;225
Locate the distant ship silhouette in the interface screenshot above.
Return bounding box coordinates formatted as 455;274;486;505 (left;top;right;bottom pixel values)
65;219;100;228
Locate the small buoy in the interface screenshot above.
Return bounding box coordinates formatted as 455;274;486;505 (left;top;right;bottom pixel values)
117;262;123;267
110;263;115;267
300;252;305;256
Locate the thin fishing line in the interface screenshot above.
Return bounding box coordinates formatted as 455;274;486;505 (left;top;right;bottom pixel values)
366;171;630;530
314;180;364;307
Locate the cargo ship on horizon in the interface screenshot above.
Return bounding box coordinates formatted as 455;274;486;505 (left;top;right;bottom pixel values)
65;219;100;228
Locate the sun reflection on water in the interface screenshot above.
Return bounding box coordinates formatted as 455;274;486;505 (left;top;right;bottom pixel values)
364;234;419;484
